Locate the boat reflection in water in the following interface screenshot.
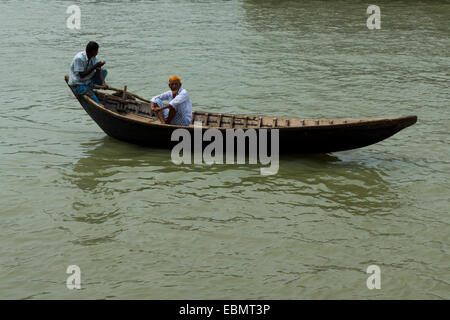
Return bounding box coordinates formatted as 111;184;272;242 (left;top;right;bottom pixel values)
63;136;398;224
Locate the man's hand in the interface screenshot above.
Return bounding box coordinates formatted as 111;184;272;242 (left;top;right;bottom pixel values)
95;61;106;68
150;102;159;111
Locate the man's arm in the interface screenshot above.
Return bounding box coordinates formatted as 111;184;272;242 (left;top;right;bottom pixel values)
151;103;172;112
151;104;176;124
164;105;177;124
97;67;106;86
168;90;189;108
150;91;172;110
79;61;105;78
151;91;172;103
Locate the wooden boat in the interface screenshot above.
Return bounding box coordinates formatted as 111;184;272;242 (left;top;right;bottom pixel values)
64;76;417;153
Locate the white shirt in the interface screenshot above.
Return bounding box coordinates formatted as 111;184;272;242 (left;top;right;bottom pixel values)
151;88;193;125
68;51;99;86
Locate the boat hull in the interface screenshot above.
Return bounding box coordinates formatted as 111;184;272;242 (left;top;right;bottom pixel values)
74;90;417;154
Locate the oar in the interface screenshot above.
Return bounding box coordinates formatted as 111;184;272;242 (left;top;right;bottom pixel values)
93;85;152;103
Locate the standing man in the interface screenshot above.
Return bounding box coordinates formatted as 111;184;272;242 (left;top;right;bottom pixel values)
68;41;107;103
150;76;192;126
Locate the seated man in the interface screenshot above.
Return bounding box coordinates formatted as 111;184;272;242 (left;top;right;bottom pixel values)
150;76;192;126
68;41;107;104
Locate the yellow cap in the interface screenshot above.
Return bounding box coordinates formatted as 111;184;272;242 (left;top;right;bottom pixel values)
169;75;181;82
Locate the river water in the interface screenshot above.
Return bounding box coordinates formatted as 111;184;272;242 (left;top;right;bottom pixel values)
0;0;449;299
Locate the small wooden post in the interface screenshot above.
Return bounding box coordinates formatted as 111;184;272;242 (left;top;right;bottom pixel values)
230;115;235;128
217;114;222;127
243;116;248;128
258;117;262;128
120;85;127;111
273;118;277;128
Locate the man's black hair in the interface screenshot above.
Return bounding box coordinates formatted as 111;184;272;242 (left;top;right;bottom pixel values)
86;41;99;53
